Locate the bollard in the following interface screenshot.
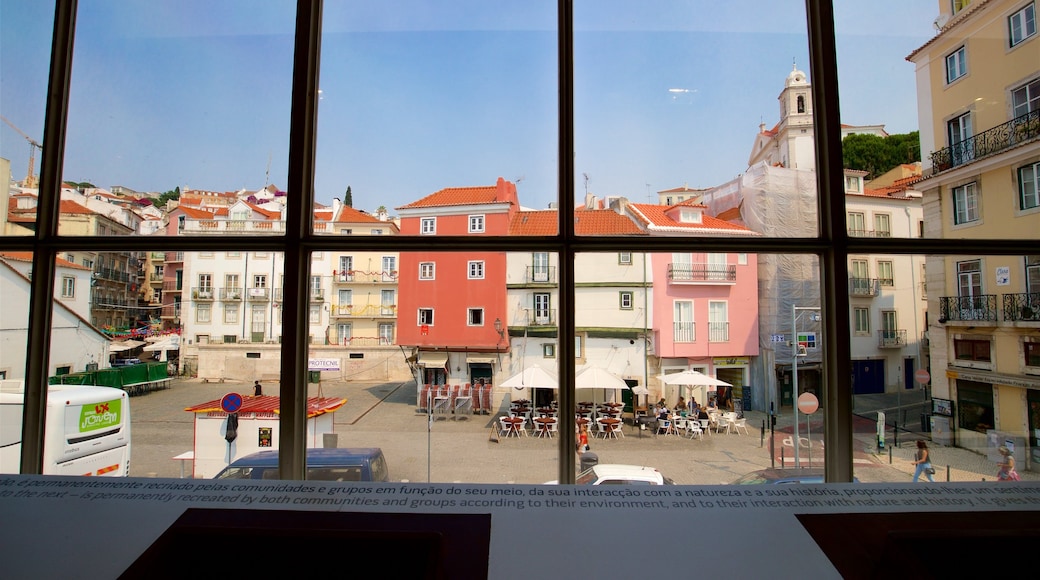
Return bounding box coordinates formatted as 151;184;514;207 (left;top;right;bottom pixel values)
888;446;892;464
780;447;785;468
760;420;765;447
894;420;899;448
946;465;950;482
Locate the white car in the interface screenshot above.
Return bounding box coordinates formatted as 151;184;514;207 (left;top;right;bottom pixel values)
546;464;674;485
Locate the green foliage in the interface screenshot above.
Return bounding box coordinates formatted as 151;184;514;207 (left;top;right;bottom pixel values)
156;186;180;207
842;131;920;179
66;181;96;189
345;186;353;207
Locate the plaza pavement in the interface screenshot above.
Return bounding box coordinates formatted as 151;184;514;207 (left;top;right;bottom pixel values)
127;378;1035;484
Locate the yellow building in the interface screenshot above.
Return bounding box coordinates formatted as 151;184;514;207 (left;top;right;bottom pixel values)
908;0;1040;458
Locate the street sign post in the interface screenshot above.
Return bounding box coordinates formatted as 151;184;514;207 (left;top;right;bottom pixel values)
915;369;930;384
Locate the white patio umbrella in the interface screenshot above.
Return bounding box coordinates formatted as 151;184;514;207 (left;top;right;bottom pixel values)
499;364;558;390
574;367;629;406
658;369;732;407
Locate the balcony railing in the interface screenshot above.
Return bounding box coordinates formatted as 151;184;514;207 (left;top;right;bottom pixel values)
191;287;214;301
708;322;729;343
332;269;398;283
667;264;736;283
161;304;181;318
246;288;270;301
877;329;907;348
525;266;556;284
180;220;284;233
522;308;556;326
931;110;1040;175
939;295;998;322
849;278;880;297
330;304;397;318
1002;292;1040;322
673;321;695;343
95;268;130;283
219;288;243;301
310;289;324;301
149;273;163;282
848;229;892;238
165;252;184;263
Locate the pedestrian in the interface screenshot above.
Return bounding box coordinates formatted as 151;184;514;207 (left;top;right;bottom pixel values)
253;380;263;396
911;440;934;482
997;446;1021;481
576;423;590;455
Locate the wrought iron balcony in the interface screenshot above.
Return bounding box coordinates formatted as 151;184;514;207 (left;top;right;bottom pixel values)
523;308;557;326
708;322;729;343
847;229;892;238
246;288;270;301
673;321;695;343
1002;292;1040;322
219;288;243;301
667;263;736;283
191;287;214;301
525;266;556;284
849;278;880;297
931;110;1040;175
939;295;998;322
877;329;907;348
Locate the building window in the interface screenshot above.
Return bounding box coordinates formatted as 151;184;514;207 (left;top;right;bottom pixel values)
468;215;485;233
873;213;891;237
955;339;991;362
945;45;966;83
877;260;894;286
419;262;435;280
533;293;551;324
543;344;555;358
708;301;728;342
468;308;484;326
420;217;436;234
60;276;75;298
378;323;394;345
1020;162;1040;210
337;323;353;343
371;229;384;235
845;175;860;193
957;381;994;434
952;0;970;14
847;212;866;236
223;304;238;324
618;252;632;264
953;183;979;224
1012;78;1040;119
468;261;485;279
253;275;267;288
854;307;870;335
1009;3;1036;47
1026;342;1040;367
1027;256;1040;293
196;304;211;323
619;291;633;309
309;304;321;324
223;335;237;344
575;335;583;359
673;300;694;343
418;309;434;326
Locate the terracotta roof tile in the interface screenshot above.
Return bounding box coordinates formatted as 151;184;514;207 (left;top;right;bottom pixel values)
628;203;758;234
334;206;382;223
1;252;89;270
509;209;646;236
397;185;502;209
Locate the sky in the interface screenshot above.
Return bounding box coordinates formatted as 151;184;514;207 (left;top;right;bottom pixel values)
1;1;939;213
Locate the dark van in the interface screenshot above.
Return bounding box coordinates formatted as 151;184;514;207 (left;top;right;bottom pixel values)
213;448;390;482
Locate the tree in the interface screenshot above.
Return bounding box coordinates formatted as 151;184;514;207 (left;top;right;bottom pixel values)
344;186;353;207
156;186;180;208
842;131;920;180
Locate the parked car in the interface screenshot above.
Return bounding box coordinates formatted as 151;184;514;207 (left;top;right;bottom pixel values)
214;448;390;482
729;468;859;485
546;464;674;485
111;358;141;367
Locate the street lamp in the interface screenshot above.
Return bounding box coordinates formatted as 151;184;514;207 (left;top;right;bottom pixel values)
494;317;505;343
791;305;820;468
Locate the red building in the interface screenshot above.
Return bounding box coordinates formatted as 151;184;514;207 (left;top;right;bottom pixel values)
396;178;519;409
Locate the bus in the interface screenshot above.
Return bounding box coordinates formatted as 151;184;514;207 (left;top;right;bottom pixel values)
0;381;131;476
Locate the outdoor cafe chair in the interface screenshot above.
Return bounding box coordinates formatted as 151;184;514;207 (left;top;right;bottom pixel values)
656;419;672;436
686;420;703;439
730;416;750;435
699;418;712;436
595;419;610;438
608;420;624;439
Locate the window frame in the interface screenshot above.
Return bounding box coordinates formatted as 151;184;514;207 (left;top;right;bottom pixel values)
945;45;967;84
468;214;485;233
1009;3;1036;47
419;262;435;280
853;307;870;335
468;307;484;326
953;182;979;224
14;0;1028;485
1020;161;1040;210
467;260;485;280
619;291;633;310
420;217;436;235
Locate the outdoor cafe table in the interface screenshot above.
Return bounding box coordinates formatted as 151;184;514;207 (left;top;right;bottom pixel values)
512;399;531;406
533;417;556;438
536;407;555;417
597;417;621;437
502;416;525;437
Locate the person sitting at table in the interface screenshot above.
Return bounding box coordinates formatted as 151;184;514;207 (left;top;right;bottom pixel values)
656;404;670;420
695;406;710;421
689;398;700;414
675;396;687;413
706;397;718;412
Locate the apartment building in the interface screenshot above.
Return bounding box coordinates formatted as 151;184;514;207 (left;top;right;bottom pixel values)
908;0;1040;457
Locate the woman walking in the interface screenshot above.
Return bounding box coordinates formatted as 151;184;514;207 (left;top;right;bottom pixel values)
911;440;934;482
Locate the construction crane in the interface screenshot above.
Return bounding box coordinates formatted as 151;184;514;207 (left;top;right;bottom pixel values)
1;114;42;189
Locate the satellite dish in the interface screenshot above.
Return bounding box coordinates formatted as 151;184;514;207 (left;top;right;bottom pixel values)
933;14;949;31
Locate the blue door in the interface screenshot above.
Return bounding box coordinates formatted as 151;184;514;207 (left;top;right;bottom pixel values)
852;360;885;394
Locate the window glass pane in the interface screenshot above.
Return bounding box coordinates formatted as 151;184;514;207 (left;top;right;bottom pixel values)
314;3;557;229
0;1;54;235
62;1;295;237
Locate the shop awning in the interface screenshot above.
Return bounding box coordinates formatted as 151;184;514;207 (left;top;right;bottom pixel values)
419;352;448;367
144;339;179;352
109;339;146;352
466;356;495;365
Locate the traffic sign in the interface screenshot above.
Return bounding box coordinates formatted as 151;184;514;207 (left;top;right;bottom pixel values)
220;392;243;414
797;392;819;415
914;369;930;384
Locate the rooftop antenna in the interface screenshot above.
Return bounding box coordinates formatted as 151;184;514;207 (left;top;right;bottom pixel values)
583;172;590;196
646;183;652;203
264;151;272;187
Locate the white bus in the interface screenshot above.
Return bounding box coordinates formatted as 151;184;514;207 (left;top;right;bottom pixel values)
0;381;131;476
